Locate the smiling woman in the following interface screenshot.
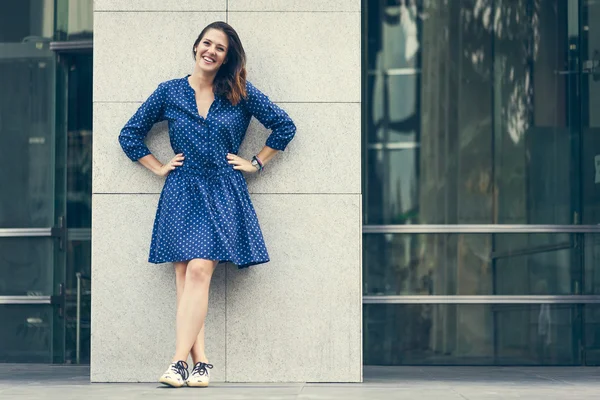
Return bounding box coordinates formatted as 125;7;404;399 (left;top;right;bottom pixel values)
117;20;296;387
191;22;247;107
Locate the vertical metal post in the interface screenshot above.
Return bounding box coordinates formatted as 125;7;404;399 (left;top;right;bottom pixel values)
76;272;81;364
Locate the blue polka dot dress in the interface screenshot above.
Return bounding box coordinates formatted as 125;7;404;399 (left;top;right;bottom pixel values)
118;76;296;268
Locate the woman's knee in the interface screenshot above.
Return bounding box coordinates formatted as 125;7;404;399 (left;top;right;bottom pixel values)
174;262;188;282
185;259;215;284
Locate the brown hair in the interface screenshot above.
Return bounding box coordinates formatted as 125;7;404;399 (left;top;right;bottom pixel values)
193;21;247;105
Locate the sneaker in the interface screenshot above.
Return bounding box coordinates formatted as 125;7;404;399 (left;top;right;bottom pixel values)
186;361;213;387
159;360;189;387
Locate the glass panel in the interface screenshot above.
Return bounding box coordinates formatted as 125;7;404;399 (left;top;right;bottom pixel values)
584;305;600;365
368;74;419;144
583;233;600;295
0;0;54;42
0;0;65;364
60;50;93;364
66;240;91;294
581;0;600;225
364;233;585;296
0;41;56;228
363;0;600;368
65;240;91;364
364;0;577;225
366;149;419;225
66;53;93;229
0;238;54;296
0;305;54;363
366;0;420;72
54;0;93;41
364;304;581;365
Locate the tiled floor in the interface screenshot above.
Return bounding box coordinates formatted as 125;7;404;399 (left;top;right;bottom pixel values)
0;364;599;399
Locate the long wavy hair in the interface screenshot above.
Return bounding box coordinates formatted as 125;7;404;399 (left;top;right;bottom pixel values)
193;21;247;105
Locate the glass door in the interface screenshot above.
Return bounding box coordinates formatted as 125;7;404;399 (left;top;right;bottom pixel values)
491;0;600;365
57;50;93;364
489;0;583;364
580;0;600;365
0;39;67;363
362;0;600;366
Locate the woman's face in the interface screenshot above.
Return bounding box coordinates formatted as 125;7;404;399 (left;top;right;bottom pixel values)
195;29;229;73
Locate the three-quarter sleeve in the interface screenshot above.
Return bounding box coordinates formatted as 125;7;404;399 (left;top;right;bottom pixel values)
118;83;167;161
243;81;296;151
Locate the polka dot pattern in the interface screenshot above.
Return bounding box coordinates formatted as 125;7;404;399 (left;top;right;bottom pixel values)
118;76;297;268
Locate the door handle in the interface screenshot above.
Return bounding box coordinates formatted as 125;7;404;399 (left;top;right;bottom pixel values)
554;51;600;80
50;282;65;318
587;50;600;81
50;216;66;251
555;70;579;75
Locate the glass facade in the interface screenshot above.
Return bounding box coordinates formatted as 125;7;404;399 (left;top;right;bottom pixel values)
363;0;600;365
3;0;600;369
364;303;600;365
0;0;92;363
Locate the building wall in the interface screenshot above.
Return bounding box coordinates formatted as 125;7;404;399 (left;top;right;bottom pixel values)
91;0;362;383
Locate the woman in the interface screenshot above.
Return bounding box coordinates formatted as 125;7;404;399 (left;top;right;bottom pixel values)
118;21;296;388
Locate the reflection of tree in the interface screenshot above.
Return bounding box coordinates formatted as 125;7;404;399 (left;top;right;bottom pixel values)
459;0;541;143
419;0;545;363
366;0;422;228
366;0;566;365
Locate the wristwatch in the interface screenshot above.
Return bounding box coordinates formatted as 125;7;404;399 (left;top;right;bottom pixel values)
251;157;261;172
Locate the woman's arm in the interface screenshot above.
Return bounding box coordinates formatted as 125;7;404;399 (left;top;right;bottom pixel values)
243;81;296;152
256;145;279;166
119;83;184;177
227;81;297;173
118;83;167;163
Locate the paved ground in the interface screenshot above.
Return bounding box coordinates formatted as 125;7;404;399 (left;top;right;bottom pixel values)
0;364;599;399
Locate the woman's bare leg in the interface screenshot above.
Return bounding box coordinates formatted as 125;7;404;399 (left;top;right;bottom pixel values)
172;258;217;363
174;261;210;364
190;324;208;364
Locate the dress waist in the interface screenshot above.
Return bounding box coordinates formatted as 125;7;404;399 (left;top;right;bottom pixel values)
174;163;237;179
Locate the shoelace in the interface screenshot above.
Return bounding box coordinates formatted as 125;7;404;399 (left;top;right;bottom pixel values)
171;360;189;380
192;362;213;376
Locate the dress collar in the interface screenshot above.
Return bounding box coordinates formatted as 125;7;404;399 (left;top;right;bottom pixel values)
183;75;222;120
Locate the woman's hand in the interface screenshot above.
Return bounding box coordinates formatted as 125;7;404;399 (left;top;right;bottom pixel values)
156;153;185;177
227;153;257;173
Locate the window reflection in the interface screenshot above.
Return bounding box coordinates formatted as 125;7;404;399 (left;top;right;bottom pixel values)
0;239;54;296
55;0;93;41
0;306;53;363
363;233;586;296
66;53;93;229
0;0;54;41
364;304;584;365
0;43;56;228
364;0;573;225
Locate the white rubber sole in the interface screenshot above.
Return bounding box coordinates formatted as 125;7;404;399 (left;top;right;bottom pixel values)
159;376;185;388
187;380;209;387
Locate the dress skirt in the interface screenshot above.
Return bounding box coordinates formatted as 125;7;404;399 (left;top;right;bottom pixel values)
148;165;270;269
